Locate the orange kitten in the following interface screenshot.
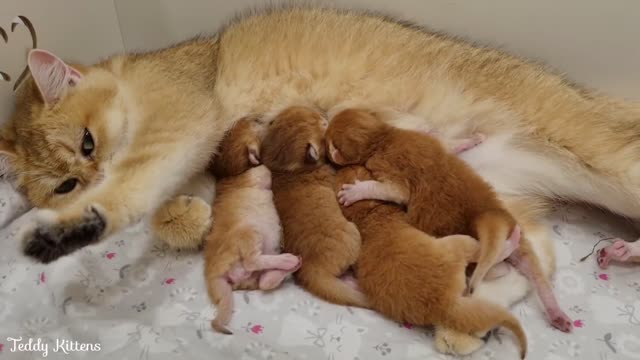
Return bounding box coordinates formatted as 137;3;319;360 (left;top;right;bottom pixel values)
326;109;572;333
205;119;300;334
260;106;368;308
335;165;527;359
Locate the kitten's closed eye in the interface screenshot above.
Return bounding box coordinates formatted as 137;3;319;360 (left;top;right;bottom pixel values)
81;129;95;157
54;178;78;194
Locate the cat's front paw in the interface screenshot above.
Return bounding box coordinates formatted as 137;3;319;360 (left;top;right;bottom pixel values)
151;195;212;250
22;206;106;264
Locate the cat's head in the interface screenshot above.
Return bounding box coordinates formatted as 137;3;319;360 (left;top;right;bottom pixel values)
210;117;262;178
326;108;387;166
0;49;129;208
260;106;328;173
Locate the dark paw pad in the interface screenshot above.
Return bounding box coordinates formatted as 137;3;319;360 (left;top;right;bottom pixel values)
24;207;106;263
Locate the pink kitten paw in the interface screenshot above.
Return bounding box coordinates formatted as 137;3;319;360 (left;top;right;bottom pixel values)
278;254;302;272
338;181;367;206
597;239;631;269
258;270;288;290
548;309;573;333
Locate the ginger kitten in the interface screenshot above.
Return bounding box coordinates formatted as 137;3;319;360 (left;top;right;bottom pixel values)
205;119;300;334
335;165;527;359
326;108;572;332
260;106;368;308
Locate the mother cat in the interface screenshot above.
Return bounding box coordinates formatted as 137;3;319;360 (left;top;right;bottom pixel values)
1;4;638;347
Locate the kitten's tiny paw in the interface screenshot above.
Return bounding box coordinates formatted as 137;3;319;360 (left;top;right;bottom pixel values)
597;239;631;269
278;254;301;271
151;195;212;250
23;206;106;263
338;182;365;206
434;327;485;356
549;309;573;333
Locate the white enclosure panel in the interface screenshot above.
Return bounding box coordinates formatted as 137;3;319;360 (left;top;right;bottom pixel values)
0;0;124;120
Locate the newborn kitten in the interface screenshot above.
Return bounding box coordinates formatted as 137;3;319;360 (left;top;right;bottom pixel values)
326;109;572;333
260;106;368;308
336;165;527;359
205;119;300;334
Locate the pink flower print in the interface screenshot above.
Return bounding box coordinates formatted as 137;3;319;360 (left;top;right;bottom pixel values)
39;272;46;284
163;278;175;285
573;320;584;328
598;273;609;281
0;343;4;352
250;324;263;334
105;252;116;260
402;322;414;329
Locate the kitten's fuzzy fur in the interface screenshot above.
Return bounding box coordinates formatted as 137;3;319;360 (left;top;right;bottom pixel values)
205;119;299;334
326;109;572;333
260;106;368;308
0;5;636;351
205;165;299;334
328;108;521;295
335;165;527;359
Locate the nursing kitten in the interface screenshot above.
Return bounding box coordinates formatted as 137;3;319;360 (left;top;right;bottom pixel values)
205;119;300;334
1;6;633;320
335;165;527;359
260;106;368;308
330;108;520;294
326;108;572;333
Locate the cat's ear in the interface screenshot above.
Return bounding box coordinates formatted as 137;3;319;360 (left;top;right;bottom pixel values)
305;143;320;164
248;145;261;165
0;138;17;178
27;49;83;104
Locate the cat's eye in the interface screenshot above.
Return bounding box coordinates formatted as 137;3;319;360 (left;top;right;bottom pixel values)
81;129;95;157
54;178;78;194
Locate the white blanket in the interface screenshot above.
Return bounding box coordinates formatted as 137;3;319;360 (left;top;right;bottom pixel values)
0;181;639;360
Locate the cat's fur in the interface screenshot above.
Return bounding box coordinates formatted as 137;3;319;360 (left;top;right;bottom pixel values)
205;118;300;334
326;108;572;333
0;4;635;352
205;165;300;334
329;109;520;294
335;165;527;359
260;106;368;308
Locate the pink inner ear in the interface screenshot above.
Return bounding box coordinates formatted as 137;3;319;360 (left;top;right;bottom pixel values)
68;66;83;86
249;152;260;165
28;49;82;104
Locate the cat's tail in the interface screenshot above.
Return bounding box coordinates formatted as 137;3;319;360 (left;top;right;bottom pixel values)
467;209;519;295
296;264;369;309
208;277;234;334
441;296;527;359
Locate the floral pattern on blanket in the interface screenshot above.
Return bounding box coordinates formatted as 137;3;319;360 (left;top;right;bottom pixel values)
0;181;639;360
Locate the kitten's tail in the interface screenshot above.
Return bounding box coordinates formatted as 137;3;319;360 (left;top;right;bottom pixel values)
208;277;234;334
296;265;369;308
441;296;527;359
468;209;519;294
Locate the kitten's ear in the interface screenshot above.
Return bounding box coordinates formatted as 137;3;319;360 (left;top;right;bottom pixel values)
27;49;83;104
305;143;320;164
0;138;17;178
248;145;261;165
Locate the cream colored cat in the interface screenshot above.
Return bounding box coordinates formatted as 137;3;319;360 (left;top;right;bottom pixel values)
2;5;639;355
